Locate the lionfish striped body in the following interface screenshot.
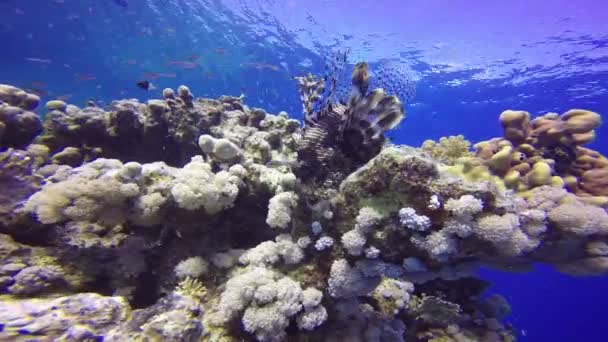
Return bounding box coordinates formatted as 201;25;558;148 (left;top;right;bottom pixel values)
295;61;405;178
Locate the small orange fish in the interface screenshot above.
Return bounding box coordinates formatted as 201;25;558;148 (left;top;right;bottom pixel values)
186;54;200;61
158;72;176;78
123;59;137;65
26;88;48;97
167;60;198;69
214;48;228;54
241;62;280;71
31;81;47;88
26;57;52;64
144;72;160;80
75;73;96;81
56;94;73;101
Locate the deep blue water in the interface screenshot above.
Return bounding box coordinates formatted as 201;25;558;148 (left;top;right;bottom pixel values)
1;0;608;340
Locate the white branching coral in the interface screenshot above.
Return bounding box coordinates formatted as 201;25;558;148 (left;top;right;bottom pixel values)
356;206;383;232
296;305;328;331
174;256;209;279
427;194;441;210
444;195;483;218
474;213;539;256
198;134;242;161
314;236;334;251
411;231;458;261
342;207;383;256
301;287;323;309
365;246;381;259
211;266;279;325
520;209;547;237
239;234;304;266
443;218;473;238
132;192;167;226
211;249;244;269
474;213;519;244
211;266;324;341
399;207;431;231
241;276;303;341
372;278;415;314
297;236;312;248
266;191;298;229
24;159;174;226
253;164;298;194
548;201;608;236
341;229;367;256
439;194;485;239
296;287;327;331
170;156;242;214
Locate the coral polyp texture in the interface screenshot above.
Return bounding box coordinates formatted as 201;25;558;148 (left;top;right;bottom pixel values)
0;70;607;341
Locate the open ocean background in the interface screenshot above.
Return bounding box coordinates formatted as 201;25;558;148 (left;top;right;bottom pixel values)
1;0;607;340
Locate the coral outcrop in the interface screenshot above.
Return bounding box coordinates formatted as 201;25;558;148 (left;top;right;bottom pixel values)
0;85;43;148
467;109;607;204
0;77;607;341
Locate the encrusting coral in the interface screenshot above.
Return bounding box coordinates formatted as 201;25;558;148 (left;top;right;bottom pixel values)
421;135;473;165
0;63;607;341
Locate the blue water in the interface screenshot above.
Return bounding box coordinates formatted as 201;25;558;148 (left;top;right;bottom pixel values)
2;0;608;340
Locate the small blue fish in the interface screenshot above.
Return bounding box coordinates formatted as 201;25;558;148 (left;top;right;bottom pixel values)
113;0;128;7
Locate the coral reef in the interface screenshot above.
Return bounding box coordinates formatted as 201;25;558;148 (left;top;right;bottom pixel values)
0;78;607;342
0;85;43;148
421;135;472;165
467;109;607;203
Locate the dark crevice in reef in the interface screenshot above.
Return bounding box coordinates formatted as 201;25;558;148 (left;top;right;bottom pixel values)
105;136;187;168
90;273;114;297
131;270;162;309
415;277;490;302
218;192;277;250
1;222;54;247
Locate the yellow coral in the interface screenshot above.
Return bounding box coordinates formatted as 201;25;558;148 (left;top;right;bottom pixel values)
551;176;565;188
487;145;513;173
529;162;552;187
421;135;472;165
175;277;207;301
444;158;507;193
503;170;521;189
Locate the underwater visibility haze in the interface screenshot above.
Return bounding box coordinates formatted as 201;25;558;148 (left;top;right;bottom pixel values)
1;0;608;341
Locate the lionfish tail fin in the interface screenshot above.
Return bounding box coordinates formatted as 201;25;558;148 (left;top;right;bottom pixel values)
347;89;405;140
294;74;326;125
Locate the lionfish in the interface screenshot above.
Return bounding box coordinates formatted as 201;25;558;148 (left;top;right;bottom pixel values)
294;61;405;177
